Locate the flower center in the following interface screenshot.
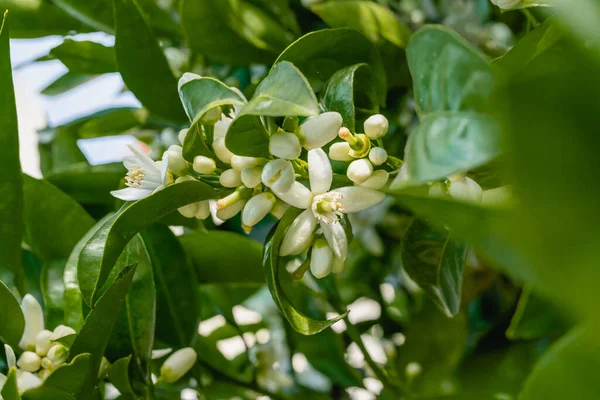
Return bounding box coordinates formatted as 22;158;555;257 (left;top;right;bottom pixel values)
311;192;345;224
125;165;145;188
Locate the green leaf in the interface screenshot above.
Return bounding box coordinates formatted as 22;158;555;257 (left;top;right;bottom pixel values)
21;354;91;400
180;0;294;65
506;287;572;340
77;180;216;306
0;13;24;293
407;25;494;116
69;264;138;397
179;230;264;285
182;125;211;163
77;108;142;138
40;259;66;329
48;39;117;74
310;0;412;88
263;208;346;335
0;280;24;348
323;63;379;132
401;219;466;317
520;324;600;400
239;61;319;117
40;72;98;96
178;76;246;126
51;334;76;348
275;28;387;105
113;0;186;122
225;115;270;157
1;367;20;400
142;224;198;347
108;356;136;399
403;112;501;184
22;175;96;262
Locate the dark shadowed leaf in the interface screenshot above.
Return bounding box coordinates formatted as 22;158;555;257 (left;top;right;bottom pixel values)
108;356;136;399
40;72;98;96
40;259;67;329
225;115;270;157
21;354;91;400
1;368;20;400
48;39;117;74
0;280;24;349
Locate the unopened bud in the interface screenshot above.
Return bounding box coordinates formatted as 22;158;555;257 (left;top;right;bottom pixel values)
164;145;188;176
46;344;68;367
193;156;216;174
448;177;483;203
329;142;353;162
297;112;343;149
332;257;345;274
4;344;16;369
200;107;222;125
241;166;263;188
490;0;523;10
213;137;234;164
52;325;76;340
231;155;260;171
196;200;211;220
242;193;276;227
178;129;188;145
160;347;197;383
17;351;41;372
359;170;389;190
347;159;373;184
220;168;242;188
310;239;334;279
364;114;389;139
269;132;301;160
19;294;44;351
17;371;42;394
35;330;54;356
261;159;295;193
270;200;289;219
216;200;245;221
214;116;232;141
178;202;200;218
368;147;388;166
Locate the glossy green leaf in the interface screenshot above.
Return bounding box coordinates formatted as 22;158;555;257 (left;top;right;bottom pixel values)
0;280;24;348
182;125;211;163
249;0;299;35
239;61;319;117
22;175;95;262
520;324;600;400
77;108;142;138
40;259;66;329
263;208;346;335
48;39;117;74
51;334;76;348
403;112;501;184
407;25;494;116
179;230;264;285
180;0;294;65
21;354;91;400
142;224;198;347
1;368;20;400
275;28;387;105
77;180;216;306
225;115;270;157
506;287;571;340
323;63;378;132
401;219;466;317
69;264;137;397
108;356;136;399
178;76;246;126
40;72;97;96
0;14;24;293
113;0;186;122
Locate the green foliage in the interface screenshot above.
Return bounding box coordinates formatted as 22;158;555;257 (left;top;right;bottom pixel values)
0;280;24;348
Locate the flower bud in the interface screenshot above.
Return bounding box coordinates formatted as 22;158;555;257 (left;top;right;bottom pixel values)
193;156;216;174
178;128;188;145
297;112;343;149
214;116;232;141
270;200;289;219
52;325;76;340
261;159;295;193
448;177;483;203
216;200;245;221
17;351;41;372
177;72;201;92
231;155;260;171
389;164;409;190
4;344;16;369
35;330;54;356
360;170;389;190
329;142;353;162
19;294;44;351
242;193;276;227
368;147;388;166
46;344;68;367
269;132;301;160
405;362;422;377
364;114;389;139
220;168;242;188
213;137;234;164
196;200;211;220
490;0;523;10
310;239;334;279
17;371;42;394
164;145;188;176
428;182;447;197
200;107;222;125
38;368;52;381
152;348;173;359
178;202;200;218
160;347;197;383
347;159;373;184
241;166;263;188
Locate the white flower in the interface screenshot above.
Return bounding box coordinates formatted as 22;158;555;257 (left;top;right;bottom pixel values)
19;294;44;351
329;142;353;162
193;156;216;174
220;169;242;188
364;114;389;139
490;0;523;10
160;347;197;383
297;112;343;149
17;371;42;394
347;159;374;184
310;239;334;279
369;147;388;166
111;145;170;201
360;170;389;190
231;155;260;171
241;166;263;188
35;330;53;356
44;344;68;370
164;145;188;176
269;132;302;160
448;177;483;203
277;148;385;260
17;351;41;372
261;159;295;193
216;200;245;221
213;137;234;164
242;193;276;227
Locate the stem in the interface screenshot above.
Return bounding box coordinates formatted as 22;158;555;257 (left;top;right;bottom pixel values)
522;9;540;29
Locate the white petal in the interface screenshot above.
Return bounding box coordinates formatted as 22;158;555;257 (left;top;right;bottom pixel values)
262;159;295;193
19;294;44;351
299;112;343;150
242;193;276;227
448;177;483;203
111;187;153;201
359;170;389;190
334;186;385;213
152;348;173;360
195;201;211;220
4;344;16;369
269;132;301;160
320;221;348;261
389;164;410;190
127;145;156;171
280;209;317;256
17;371;42;394
274;182;312;209
310;239;334;279
308;148;332;194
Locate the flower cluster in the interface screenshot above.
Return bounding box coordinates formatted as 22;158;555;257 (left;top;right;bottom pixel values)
0;295;78;394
